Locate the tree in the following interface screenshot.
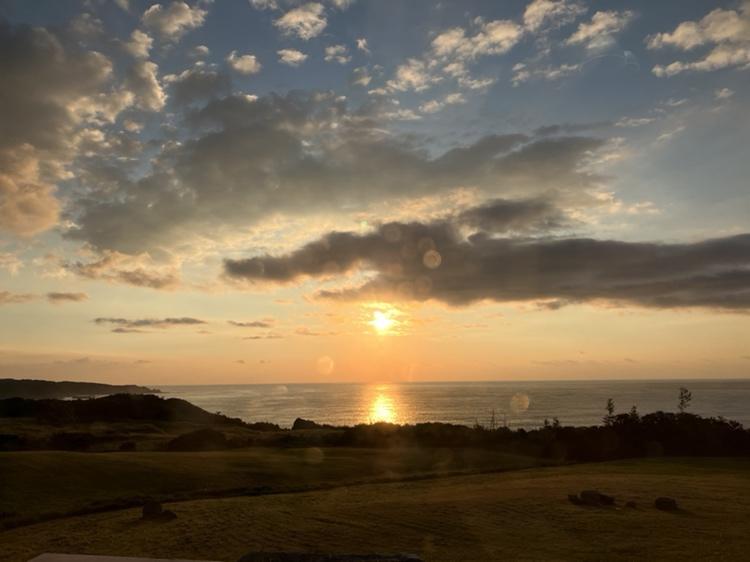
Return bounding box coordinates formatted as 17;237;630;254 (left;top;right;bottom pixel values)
629;405;640;421
678;387;692;413
604;398;615;426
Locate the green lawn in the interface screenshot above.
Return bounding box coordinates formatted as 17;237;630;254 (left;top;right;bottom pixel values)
0;447;542;524
1;457;749;561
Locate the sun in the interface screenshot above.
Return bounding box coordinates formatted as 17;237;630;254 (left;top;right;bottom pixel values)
370;309;395;334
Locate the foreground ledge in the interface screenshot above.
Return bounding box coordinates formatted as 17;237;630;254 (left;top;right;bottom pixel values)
29;554;422;562
28;555;219;562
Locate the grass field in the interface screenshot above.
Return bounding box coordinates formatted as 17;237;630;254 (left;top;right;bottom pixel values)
2;457;749;561
0;447;544;524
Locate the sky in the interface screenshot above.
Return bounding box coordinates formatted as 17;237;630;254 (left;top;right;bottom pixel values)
0;0;748;385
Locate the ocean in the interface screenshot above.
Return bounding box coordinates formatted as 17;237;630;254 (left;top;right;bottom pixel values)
160;379;750;429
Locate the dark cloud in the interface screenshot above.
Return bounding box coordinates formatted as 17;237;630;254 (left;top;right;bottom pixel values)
166;64;231;106
94;317;206;331
224;212;750;310
46;292;88;303
457;197;571;234
228;319;274;328
65;91;607;254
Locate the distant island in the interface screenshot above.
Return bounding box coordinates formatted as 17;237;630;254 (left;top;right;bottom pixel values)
0;378;160;399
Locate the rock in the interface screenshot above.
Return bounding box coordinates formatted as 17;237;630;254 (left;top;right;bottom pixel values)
625;500;637;509
571;490;615;506
292;418;322;430
654;497;678;511
142;501;177;521
568;490;618;508
599;493;615;506
142;500;163;519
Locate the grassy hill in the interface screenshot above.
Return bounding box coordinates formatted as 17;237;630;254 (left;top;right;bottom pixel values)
0;379;158;399
0;447;544;526
2;457;749;561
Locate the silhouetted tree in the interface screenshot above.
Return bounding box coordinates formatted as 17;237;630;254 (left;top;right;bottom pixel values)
604;398;615;426
629;405;640;421
678;387;692;413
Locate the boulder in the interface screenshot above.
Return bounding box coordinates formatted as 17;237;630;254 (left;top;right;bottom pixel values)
142;500;163;519
654;497;678;511
142;501;177;521
570;490;615;506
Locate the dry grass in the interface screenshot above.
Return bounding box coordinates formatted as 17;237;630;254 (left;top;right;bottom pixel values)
0;447;541;522
2;457;749;561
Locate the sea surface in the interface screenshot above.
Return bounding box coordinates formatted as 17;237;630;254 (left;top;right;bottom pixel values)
160;379;750;429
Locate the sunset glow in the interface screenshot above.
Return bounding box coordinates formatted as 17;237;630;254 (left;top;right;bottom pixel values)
0;0;747;385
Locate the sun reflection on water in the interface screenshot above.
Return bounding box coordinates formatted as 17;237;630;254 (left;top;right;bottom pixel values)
368;391;398;423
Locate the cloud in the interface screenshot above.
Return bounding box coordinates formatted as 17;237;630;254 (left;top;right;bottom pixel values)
228;319;274;328
123;30;153;59
648;4;750;76
715;87;735;100
65;91;608;255
356;38;369;54
224;212;750;310
67;251;180;289
565;10;635;51
387;58;442;92
278;48;308;66
0;253;23;275
243;333;283;340
295;327;338;336
142;1;208;42
615;116;656;128
523;0;585;32
124;60;167;111
227;51;262;74
387;17;524;94
0;20;124;237
249;0;278;9
511;62;581;85
46;292;88;303
0;291;35;305
457;197;570;234
330;0;353;9
69;13;104;39
419;92;466;114
274;3;327;40
165;64;231;106
94;317;206;330
350;66;373;86
189;44;210;58
431;20;523;60
324;44;350;64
